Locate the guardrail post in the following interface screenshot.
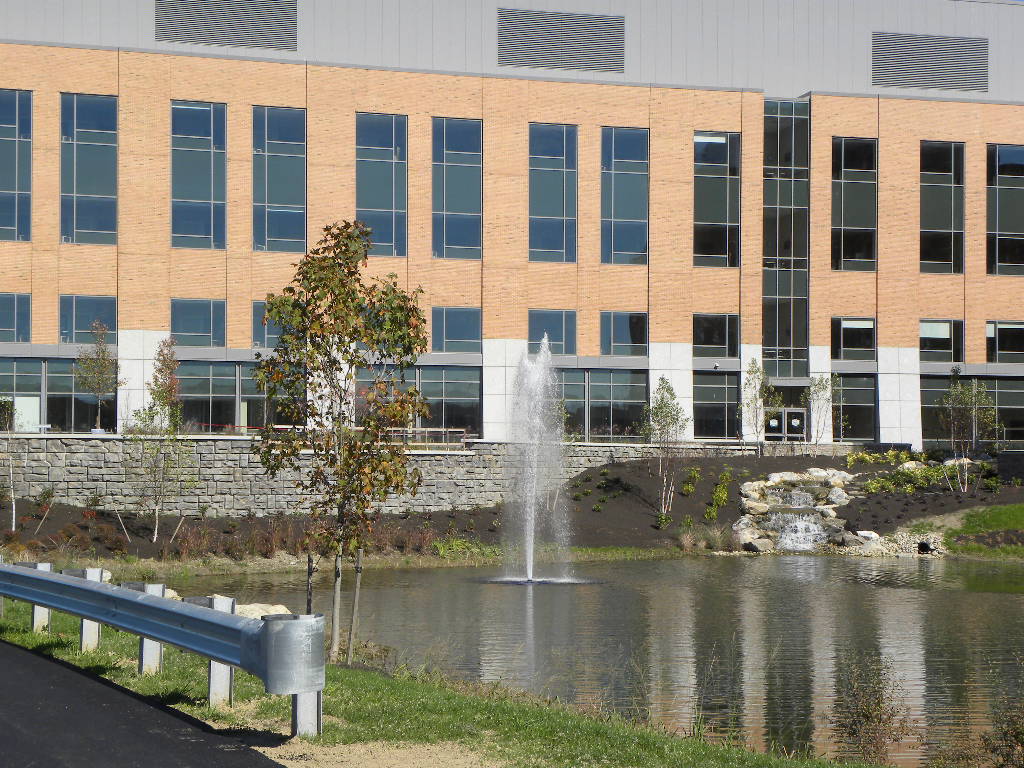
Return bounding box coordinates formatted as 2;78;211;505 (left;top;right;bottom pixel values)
292;690;322;738
61;568;103;651
16;562;52;631
121;581;165;673
259;613;325;738
184;595;236;707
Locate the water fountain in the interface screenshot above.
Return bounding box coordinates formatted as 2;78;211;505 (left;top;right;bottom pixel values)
495;336;577;584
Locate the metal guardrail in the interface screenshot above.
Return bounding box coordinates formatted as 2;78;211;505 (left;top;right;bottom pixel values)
0;560;325;736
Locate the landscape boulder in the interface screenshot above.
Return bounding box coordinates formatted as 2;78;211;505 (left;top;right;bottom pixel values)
743;538;775;554
900;460;928;471
856;530;880;541
235;602;292;619
826;487;850;506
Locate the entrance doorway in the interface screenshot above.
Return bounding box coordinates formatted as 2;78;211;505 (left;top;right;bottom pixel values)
765;386;808;442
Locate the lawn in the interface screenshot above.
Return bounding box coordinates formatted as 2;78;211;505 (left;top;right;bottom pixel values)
0;598;873;768
945;504;1024;557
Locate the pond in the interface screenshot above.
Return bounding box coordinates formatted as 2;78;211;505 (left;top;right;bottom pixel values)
181;556;1024;765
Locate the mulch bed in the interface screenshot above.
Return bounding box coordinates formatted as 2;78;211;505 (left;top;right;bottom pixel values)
953;530;1024;548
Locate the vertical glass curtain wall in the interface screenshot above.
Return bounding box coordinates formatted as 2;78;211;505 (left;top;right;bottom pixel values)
693;372;740;438
356;112;407;256
171;100;226;249
922;375;1024;446
832;375;877;441
831;137;877;271
253;106;306;252
763;100;810;378
601;127;648;264
987;144;1024;275
0;88;31;242
694;131;741;267
554;369;648;442
61;93;117;244
529;123;577;262
920;141;964;273
432;118;482;260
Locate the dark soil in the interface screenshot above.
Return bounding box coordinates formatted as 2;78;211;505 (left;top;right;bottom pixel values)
840;486;1024;535
953;530;1024;548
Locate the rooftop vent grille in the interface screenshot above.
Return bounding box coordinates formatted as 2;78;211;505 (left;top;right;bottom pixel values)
497;7;624;73
155;0;297;51
871;31;988;92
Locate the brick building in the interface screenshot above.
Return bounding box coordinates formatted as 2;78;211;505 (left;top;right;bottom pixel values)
0;0;1020;449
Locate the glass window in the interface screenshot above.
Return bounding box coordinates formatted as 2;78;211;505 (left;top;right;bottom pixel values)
420;365;481;435
987;321;1024;363
45;357;116;433
529;123;577;263
528;309;576;354
555;368;586;436
920;141;964;274
601;127;648;265
431;307;482;353
253;106;306;253
831;137;877;271
433;117;481;260
171;298;225;347
920;319;964;362
0;357;43;431
694;132;741;268
693;372;739;438
61;93;117;244
600;311;647;356
0;89;31;242
833;375;876;441
172;101;226;249
693;314;739;358
357;112;407;257
0;293;30;342
59;295;116;343
987;144;1024;275
177;360;237;433
588;369;647;441
252;300;283;348
831;317;876;361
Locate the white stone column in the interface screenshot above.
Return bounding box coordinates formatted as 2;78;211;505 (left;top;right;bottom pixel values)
808;345;834;445
481;338;528;442
877;347;922;449
116;330;172;432
648;342;694;439
739;343;763;441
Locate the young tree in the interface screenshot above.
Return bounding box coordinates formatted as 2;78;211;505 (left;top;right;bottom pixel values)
75;320;124;431
741;358;783;451
641;376;690;525
254;221;429;661
125;337;198;542
940;365;1000;492
801;374;833;445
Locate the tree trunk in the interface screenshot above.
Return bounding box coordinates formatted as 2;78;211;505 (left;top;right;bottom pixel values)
305;551;314;615
329;548;343;662
95;402;102;431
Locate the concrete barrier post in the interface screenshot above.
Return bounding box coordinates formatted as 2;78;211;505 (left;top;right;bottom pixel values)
62;568;104;651
184;594;236;707
121;581;165;674
16;562;52;631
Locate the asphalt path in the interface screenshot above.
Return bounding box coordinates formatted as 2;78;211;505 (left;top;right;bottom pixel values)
0;640;281;767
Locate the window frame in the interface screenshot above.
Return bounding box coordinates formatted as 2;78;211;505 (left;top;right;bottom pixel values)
356;112;408;257
528;309;576;355
831;316;876;361
693;313;739;358
432;117;483;261
529;122;577;263
600;126;649;265
831;136;878;272
431;306;482;353
252;105;307;253
599;311;648;357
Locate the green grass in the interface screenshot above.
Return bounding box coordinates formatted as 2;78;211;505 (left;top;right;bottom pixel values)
945;504;1024;557
0;599;872;768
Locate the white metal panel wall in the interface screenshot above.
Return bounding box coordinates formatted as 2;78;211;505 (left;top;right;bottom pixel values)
0;0;1021;102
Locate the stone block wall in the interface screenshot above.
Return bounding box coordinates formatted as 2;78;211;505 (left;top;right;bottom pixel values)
0;436;851;517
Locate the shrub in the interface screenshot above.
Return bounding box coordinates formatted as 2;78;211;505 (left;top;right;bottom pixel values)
829;652;911;766
686;467;702;485
571;492;582;501
704;507;718;522
679;482;695;496
591;504;603;512
983;476;1001;493
599;469;609;477
655;510;672;530
681;515;694;528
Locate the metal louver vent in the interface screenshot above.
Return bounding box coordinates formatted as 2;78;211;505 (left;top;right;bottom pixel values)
871;32;988;92
497;8;624;73
155;0;297;52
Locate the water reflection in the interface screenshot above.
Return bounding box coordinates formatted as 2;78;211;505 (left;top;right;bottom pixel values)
181;556;1024;766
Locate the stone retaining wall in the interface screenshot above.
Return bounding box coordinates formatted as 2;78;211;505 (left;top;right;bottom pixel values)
0;436;851;516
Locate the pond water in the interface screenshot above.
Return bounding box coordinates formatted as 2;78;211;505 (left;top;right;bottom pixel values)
181;556;1024;765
